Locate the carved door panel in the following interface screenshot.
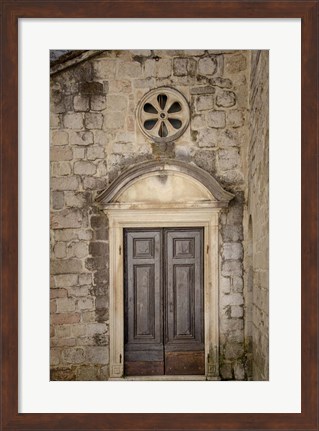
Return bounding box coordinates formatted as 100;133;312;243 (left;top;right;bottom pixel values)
124;230;164;376
164;229;204;375
124;228;204;376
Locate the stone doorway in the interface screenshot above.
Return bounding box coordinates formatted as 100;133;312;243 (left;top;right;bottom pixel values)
95;159;234;380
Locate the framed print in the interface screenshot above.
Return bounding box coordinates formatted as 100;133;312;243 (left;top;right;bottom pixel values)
1;1;318;430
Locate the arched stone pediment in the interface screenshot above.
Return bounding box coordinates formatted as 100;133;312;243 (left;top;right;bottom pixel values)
95;159;234;209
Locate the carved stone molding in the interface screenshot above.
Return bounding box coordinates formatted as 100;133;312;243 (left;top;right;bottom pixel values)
95;159;234;208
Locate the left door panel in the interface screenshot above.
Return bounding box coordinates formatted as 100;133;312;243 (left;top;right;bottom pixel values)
124;230;164;376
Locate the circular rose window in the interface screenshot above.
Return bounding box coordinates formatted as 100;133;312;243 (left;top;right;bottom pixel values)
137;87;190;143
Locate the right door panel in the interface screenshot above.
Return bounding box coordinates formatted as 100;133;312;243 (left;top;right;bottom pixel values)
164;229;205;375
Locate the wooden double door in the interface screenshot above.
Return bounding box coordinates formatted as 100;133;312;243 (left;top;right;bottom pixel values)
124;228;204;376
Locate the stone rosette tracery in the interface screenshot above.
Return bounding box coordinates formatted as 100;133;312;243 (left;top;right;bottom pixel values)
137;87;190;143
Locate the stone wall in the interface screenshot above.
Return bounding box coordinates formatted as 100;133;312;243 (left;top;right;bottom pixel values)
243;51;269;380
50;49;254;380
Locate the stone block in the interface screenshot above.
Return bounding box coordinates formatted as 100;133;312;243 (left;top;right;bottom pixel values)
91;216;108;230
173;58;188;76
227;109;245;128
56;297;76;313
51;191;64;210
195;95;214;111
51;209;82;229
87;146;105;160
50;113;61;128
221;292;243;307
54;242;67;259
234;362;245;380
191;114;207;130
64;191;88;208
93;60;116;80
131;49;152;56
232;276;243;292
220;317;243;332
74;161;97;176
198;56;217;76
104;112;125;129
210;77;233;88
51;312;81;325
51;162;71;177
94;296;107;312
51;337;76;348
63;113;83;129
108;79;132;94
77;297;95;311
225;342;244;359
85;257;107;271
50;300;57;314
68;241;89;259
69;131;94;146
197;128;218;147
85;346;109;365
84;113;103;129
173;58;196;77
51;131;69;146
190;86;215;95
220;363;232;380
83;177;107;190
86;323;107;337
50;367;76;381
187;50;205;56
63;347;85;364
222;260;242;276
89;241;108;256
221;225;243;242
231;305;244;318
227;201;243;225
100;365;109;380
55;274;78;287
73;148;86;159
54;325;71;338
50;288;68;299
91;95;107;110
220;276;231;294
218;148;240;170
78;230;93;240
222;243;243;260
76;366;99;381
50;146;73;162
207;111;226;128
79;273;92;285
225;54;247;74
193;149;216;174
50;349;60;366
67;285;90;297
54;229;78;241
156;59;172;78
219;129;240;147
79;81;105;95
216;91;236;108
117;61;142;79
106;95;128;112
51;259;83;275
74;95;89;112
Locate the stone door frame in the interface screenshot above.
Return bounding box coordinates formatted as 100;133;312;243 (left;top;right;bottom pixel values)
96;159;234;380
105;207;221;380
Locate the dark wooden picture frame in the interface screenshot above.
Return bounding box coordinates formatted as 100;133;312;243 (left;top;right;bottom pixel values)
1;1;318;430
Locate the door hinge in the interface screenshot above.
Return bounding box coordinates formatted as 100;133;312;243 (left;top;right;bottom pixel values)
207;245;209;254
119;354;122;363
119;245;121;255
